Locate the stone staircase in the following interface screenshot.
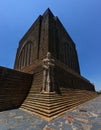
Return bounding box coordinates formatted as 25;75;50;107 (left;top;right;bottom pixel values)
20;87;98;121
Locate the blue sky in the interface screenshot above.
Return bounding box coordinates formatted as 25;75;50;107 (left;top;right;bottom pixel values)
0;0;101;91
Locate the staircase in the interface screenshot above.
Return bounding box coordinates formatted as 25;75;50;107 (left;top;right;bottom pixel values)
20;86;98;121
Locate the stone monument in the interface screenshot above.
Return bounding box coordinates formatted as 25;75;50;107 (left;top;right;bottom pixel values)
0;8;97;121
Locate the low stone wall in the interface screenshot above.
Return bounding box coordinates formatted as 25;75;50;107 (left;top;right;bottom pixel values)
0;66;33;111
54;64;95;92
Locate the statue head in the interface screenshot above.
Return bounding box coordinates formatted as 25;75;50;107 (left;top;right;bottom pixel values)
47;52;51;59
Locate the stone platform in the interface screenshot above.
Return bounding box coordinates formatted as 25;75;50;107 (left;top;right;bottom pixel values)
0;96;101;130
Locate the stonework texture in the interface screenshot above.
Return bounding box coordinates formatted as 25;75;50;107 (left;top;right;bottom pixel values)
0;8;96;120
0;66;32;111
14;8;95;92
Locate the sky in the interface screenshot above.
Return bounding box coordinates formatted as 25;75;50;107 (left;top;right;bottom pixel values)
0;0;101;91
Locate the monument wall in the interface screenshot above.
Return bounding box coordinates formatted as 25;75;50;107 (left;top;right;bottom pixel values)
0;66;33;111
14;16;42;70
48;15;80;74
54;62;95;92
14;12;50;72
13;9;95;93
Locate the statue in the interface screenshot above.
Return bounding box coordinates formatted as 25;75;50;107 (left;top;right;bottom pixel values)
41;52;55;93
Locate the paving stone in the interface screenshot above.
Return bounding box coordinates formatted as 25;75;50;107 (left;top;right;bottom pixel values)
0;96;101;129
0;124;9;130
91;122;101;130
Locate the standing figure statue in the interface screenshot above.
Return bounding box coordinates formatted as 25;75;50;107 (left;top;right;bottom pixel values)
41;52;55;93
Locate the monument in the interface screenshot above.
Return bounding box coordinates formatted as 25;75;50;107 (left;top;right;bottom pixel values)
0;8;97;121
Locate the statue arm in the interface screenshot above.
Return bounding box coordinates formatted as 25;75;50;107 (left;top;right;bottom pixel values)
43;64;49;69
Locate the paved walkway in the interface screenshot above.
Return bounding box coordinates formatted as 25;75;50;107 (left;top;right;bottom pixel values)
0;96;101;130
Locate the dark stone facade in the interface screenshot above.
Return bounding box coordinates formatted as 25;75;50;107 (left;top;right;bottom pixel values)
0;66;32;111
14;9;80;75
0;8;95;112
14;8;95;92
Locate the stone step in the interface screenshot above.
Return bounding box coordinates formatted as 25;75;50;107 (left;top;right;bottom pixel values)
22;95;96;112
61;91;97;95
22;95;96;110
20;88;98;121
21;100;82;115
24;95;82;102
20;98;92;121
25;91;96;98
22;97;79;107
21;99;86;120
27;92;80;97
25;93;93;100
